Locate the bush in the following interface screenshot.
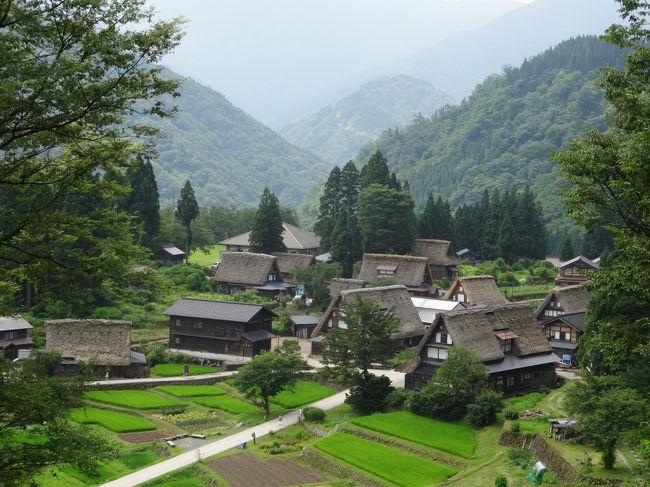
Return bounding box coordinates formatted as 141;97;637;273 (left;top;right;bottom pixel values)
503;408;520;420
144;342;169;367
303;407;325;422
467;390;503;427
495;474;508;487
537;384;551;394
510;421;521;433
161;406;186;415
345;372;394;414
506;448;535;470
385;388;412;410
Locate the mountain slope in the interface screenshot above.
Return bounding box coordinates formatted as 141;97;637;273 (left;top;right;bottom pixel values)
357;36;626;234
281;75;453;165
405;0;619;101
132;71;331;208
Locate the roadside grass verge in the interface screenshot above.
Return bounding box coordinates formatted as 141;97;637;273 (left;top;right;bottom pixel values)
314;432;456;486
84;390;186;409
270;380;335;408
352;411;476;459
155;385;226;398
151;364;220;377
70;407;157;433
193;396;259;414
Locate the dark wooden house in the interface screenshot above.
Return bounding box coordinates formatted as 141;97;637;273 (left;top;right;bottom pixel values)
312;285;425;347
289;315;319;339
412;239;460;282
220;222;321;255
445;275;508;306
166;297;276;362
156;245;185;266
456;248;480;266
400;304;558;395
0;315;34;360
46;319;146;378
214;252;294;299
554;255;598;286
357;253;436;297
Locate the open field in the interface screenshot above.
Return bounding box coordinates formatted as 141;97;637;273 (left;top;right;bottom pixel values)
193;396;259;414
189;245;226;267
270;380;335;408
70;407;157;433
85;390;186;409
352;411;476;459
156;385;227;397
314;432;456;486
151;363;220;377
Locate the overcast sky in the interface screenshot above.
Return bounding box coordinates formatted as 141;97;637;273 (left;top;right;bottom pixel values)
148;0;539;128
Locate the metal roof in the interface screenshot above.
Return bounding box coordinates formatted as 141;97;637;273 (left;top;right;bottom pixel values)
130;351;147;364
559;255;598;269
0;315;32;332
241;329;275;342
289;315;319;326
220;222;320;250
162;246;185;256
165;297;272;323
487;353;559;374
548;340;578;350
0;338;34;349
411;297;465;311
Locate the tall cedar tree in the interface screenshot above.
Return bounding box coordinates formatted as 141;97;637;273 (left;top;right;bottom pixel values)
558;235;575;261
176;180;200;262
124;155;161;250
249;188;286;254
358;184;417;254
322;297;402;382
314;166;341;251
361;150;391;188
418;193;453;240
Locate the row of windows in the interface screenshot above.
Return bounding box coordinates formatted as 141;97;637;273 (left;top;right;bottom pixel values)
427;346;448;360
434;332;453;345
173;319;240;338
544;309;565;317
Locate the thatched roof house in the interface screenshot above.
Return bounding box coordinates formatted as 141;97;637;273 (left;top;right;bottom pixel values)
220;222;321;254
312;285;425;344
412;239;460;281
445;275;507;306
328;278;366;296
272;252;314;281
535;285;590;321
357;254;434;296
214;252;293;297
400;304;557;394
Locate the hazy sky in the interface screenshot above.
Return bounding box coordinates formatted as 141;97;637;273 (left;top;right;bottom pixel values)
148;0;535;128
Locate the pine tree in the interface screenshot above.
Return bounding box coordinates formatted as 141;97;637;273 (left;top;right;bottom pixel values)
124;155;160;250
361;150;391;188
176;180;200;262
314;166;341;250
497;213;518;264
249;188;286;254
330;210;355;278
559;235;575;261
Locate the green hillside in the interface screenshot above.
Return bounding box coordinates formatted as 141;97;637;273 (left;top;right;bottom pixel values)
132;70;331;208
282;75;453;165
356;36;625;236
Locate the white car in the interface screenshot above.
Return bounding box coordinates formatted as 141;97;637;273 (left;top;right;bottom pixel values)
210;261;220;270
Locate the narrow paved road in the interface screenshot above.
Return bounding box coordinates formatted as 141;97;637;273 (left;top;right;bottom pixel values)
100;369;404;487
88;371;237;387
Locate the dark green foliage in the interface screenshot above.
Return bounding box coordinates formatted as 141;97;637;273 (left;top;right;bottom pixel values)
314;166;341;251
357;36;626;238
345;372;394;414
385;388;412;410
467;390;503;427
249;188;286;254
303;407;326;422
362;150;391;188
510;421;521;433
293;262;342;309
580;225;612;258
503;408;520;420
507;448;535;470
176;180;200;261
419;194;453;240
558;235;575;261
358;184;417;254
123;155;161;250
495;474;508;487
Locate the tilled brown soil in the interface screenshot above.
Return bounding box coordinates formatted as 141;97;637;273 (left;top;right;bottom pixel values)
208;452;330;487
118;431;169;443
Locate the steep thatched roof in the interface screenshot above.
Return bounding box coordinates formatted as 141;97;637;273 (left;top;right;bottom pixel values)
328;278;366;296
272;252;314;276
357;253;431;287
215;252;276;286
45;319;132;366
412;239;460;266
219;223;321;251
313;285;424;340
535;285;590;319
445;275;507;306
400;303;552;373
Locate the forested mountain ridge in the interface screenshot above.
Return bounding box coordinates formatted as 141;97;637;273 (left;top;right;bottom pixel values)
131;70;331;208
281;75;453;165
356;36;626;238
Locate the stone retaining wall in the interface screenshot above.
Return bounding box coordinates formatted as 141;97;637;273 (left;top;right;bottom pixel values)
300;447;385;487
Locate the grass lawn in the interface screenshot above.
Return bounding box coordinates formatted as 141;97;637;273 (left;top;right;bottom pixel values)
270;380;335;408
352;411;476;459
500;284;552;298
314;432;457;486
188;244;226;267
84;390;186;409
193;395;259;414
155;385;226;398
151;363;220;377
70;407;157;433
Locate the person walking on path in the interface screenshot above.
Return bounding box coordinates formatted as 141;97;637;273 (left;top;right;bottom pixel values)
251;432;256;445
298;408;303;422
278;414;282;424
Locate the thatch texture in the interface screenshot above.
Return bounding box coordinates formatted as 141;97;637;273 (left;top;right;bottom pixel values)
272;252;314;276
412;239;460;266
328;278;366;296
445;275;507;306
357;253;431;287
215;252;276;286
314;285;424;340
45;319;131;366
535;285;590;319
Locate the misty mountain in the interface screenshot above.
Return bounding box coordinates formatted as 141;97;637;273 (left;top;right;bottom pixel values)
132;70;331;208
405;0;619;101
357;36;625;236
281;75;453;165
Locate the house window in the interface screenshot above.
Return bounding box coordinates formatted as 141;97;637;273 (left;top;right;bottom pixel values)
427;347;448;359
496;376;503;386
376;265;397;277
554;331;561;340
456;293;465;302
268;273;278;282
175;319;181;327
564;332;571;341
174;336;181;345
193;321;202;329
506;376;515;387
500;338;512;352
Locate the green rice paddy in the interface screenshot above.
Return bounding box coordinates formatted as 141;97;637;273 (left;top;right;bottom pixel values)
151;364;220;377
70;407;157;432
270;380;335;408
155;385;226;397
84;390;186;409
193;395;259;414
